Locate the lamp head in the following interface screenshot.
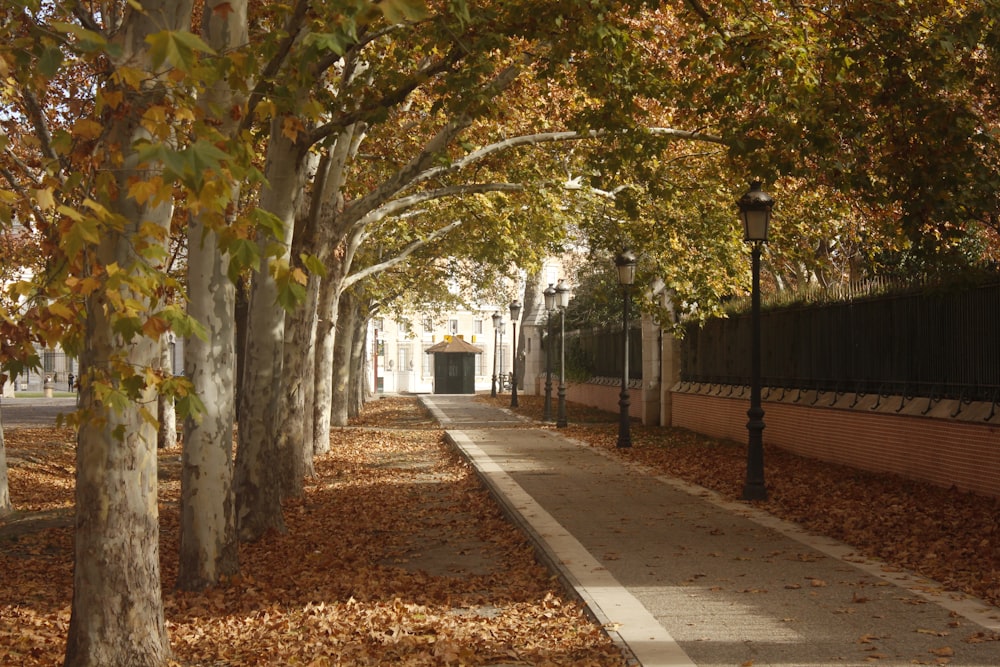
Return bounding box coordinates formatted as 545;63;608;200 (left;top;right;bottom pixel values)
555;278;571;309
509;300;522;321
543;283;557;311
737;180;774;243
614;248;638;286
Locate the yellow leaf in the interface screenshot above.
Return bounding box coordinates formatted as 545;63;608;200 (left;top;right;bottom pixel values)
113;66;146;89
98;88;124;111
128;179;162;206
34;187;55;210
78;277;101;296
174;106;195;122
143;105;168;125
141;316;170;338
48;302;75;320
72;118;104;140
282;116;303;141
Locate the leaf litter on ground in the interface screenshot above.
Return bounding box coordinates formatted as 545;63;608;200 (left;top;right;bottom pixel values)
0;398;626;666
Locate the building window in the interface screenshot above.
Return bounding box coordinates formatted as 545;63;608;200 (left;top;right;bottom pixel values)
449;319;459;335
373;317;384;331
421;345;433;377
474;319;483;334
423;318;433;332
398;345;411;371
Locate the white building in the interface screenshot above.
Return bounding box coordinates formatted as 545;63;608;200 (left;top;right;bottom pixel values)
368;261;568;395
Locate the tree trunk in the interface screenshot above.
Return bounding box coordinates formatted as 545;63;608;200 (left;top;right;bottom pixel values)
176;0;246;589
330;290;359;427
157;336;177;449
312;273;341;455
347;303;369;419
180;209;239;586
64;4;188;664
65;153;173;667
234;119;304;542
276;275;318;497
0;418;10;517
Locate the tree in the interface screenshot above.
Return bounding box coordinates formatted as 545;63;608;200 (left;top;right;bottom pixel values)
666;0;1000;266
1;0;245;661
59;3;191;662
0;226;42;516
178;0;249;590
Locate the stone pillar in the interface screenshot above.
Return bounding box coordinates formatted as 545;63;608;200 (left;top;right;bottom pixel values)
640;314;661;425
523;323;547;395
660;329;681;427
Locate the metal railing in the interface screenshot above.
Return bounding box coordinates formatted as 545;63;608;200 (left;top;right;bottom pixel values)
682;281;1000;404
565;326;643;382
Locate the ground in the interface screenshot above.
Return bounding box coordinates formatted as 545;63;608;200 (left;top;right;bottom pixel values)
477;393;1000;611
1;394;999;665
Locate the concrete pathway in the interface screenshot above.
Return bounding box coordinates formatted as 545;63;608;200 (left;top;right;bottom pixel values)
421;394;1000;667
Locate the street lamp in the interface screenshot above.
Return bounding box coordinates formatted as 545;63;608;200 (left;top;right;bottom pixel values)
491;311;502;397
509;300;522;407
738;180;773;501
555;278;571;427
615;249;637;448
543;284;557;421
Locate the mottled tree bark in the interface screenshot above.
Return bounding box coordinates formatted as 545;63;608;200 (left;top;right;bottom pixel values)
64;3;188;664
234;121;304;541
348;303;369;419
330;290;359;427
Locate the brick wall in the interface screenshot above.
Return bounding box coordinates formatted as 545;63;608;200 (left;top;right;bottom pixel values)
672;389;1000;499
564;381;641;419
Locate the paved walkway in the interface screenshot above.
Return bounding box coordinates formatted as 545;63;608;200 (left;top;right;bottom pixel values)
420;394;1000;667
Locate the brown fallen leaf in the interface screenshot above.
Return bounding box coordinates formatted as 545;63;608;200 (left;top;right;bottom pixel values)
917;628;949;637
1;398;629;667
929;646;955;657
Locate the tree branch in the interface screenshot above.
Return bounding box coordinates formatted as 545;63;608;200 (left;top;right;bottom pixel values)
342;219;464;289
242;0;310;132
353;182;523;235
682;0;729;38
308;48;462;146
412;127;728;187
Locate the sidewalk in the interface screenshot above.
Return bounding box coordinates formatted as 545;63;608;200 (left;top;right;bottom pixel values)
420;394;1000;667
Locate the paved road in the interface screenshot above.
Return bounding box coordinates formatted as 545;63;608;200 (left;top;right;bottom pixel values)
0;397;78;430
422;394;1000;667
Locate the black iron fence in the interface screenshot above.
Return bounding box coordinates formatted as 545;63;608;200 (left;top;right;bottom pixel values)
681;282;1000;403
565;326;643;382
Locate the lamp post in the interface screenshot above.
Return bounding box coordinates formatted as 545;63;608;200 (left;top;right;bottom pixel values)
738;180;774;501
555;278;571;427
509;300;522;407
615;249;637;448
543;284;557;421
491;311;502;397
